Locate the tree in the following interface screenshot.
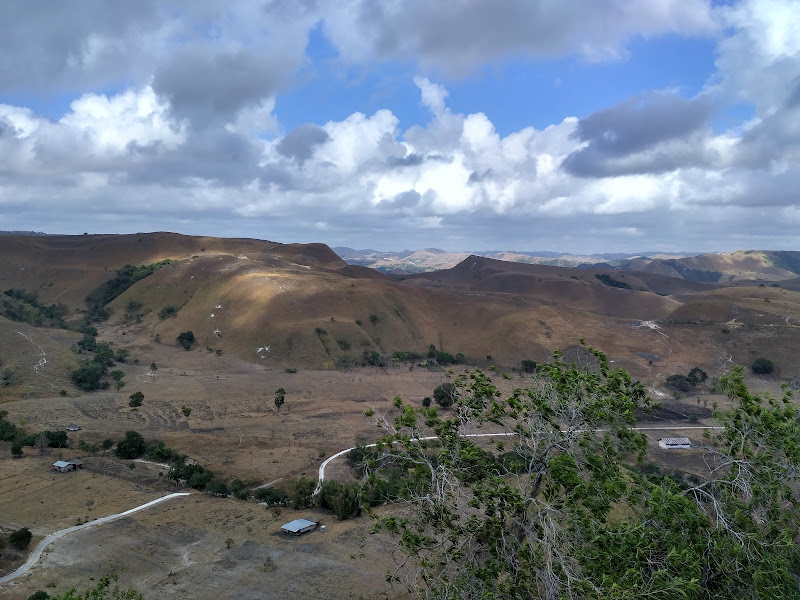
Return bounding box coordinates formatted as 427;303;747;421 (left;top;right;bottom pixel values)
751;357;774;375
128;391;144;408
71;360;105;391
286;477;316;509
9;526;32;550
421;396;432;408
666;373;692;392
115;430;145;459
148;362;158;378
274;387;285;412
110;370;124;382
319;480;361;520
367;349;800;600
181;405;192;418
11;440;23;458
687;366;708;385
176;331;195;350
432;382;456;408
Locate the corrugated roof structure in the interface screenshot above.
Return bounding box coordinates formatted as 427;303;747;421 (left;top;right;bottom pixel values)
658;437;691;449
281;518;317;535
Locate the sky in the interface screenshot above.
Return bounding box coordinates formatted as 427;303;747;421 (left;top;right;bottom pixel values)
0;0;799;254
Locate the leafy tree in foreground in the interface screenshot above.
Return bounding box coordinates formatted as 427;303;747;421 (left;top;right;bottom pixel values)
368;348;800;600
43;571;143;600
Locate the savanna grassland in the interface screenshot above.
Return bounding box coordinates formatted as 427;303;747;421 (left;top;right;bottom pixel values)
1;233;798;599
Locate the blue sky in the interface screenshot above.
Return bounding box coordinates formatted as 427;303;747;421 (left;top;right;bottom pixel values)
0;1;798;253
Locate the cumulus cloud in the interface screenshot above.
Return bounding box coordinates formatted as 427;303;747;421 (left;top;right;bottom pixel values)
323;0;716;74
0;0;799;252
276;124;331;164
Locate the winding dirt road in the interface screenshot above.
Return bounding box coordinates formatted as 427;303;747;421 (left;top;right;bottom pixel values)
315;425;722;494
0;492;191;586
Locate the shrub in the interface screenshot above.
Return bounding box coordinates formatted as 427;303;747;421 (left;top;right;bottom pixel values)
433;382;457;408
336;338;351;351
208;481;229;497
9;527;32;550
666;374;691;393
158;305;178;319
752;357;774;375
128;391;144;408
255;486;288;506
176;331;195;350
594;273;633;289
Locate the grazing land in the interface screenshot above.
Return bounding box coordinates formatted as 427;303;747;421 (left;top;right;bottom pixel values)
1;233;798;599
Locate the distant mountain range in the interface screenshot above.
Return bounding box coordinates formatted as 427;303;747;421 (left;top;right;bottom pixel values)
333;247;800;283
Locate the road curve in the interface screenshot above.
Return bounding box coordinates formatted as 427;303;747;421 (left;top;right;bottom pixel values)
0;492;191;586
315;425;722;494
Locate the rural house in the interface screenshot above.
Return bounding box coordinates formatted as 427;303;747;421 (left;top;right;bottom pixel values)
52;459;85;472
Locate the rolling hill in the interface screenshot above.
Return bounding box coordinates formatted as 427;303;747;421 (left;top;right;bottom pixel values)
1;233;799;403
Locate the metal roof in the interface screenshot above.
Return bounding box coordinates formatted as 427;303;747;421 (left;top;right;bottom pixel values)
53;460;70;468
281;518;317;533
660;438;691;445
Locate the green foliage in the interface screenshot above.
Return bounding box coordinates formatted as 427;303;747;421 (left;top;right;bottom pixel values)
666;373;692;392
85;260;171;321
71;360;105;391
274;387;285;411
363;350;385;367
336;338;351;351
168;460;213;490
433;382;456;408
11;440;23;457
255;486;288;505
687;367;708;385
520;358;539;373
286;477;316;509
9;526;32;550
392;350;423;362
421;397;432;408
27;591;51;600
115;430;145;459
369;314;379;325
158;305;177;319
1;288;68;328
751;357;774;375
1;367;17;386
176;330;195;350
110;370;125;382
147;441;181;462
319;480;361;520
284;367;297;373
595;272;633;289
181;405;192;418
0;411;23;442
369;352;800;600
43;571;143;600
128;391;144;407
207;481;229;497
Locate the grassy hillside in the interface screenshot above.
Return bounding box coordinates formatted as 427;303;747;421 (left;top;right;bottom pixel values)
1;234;799;389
